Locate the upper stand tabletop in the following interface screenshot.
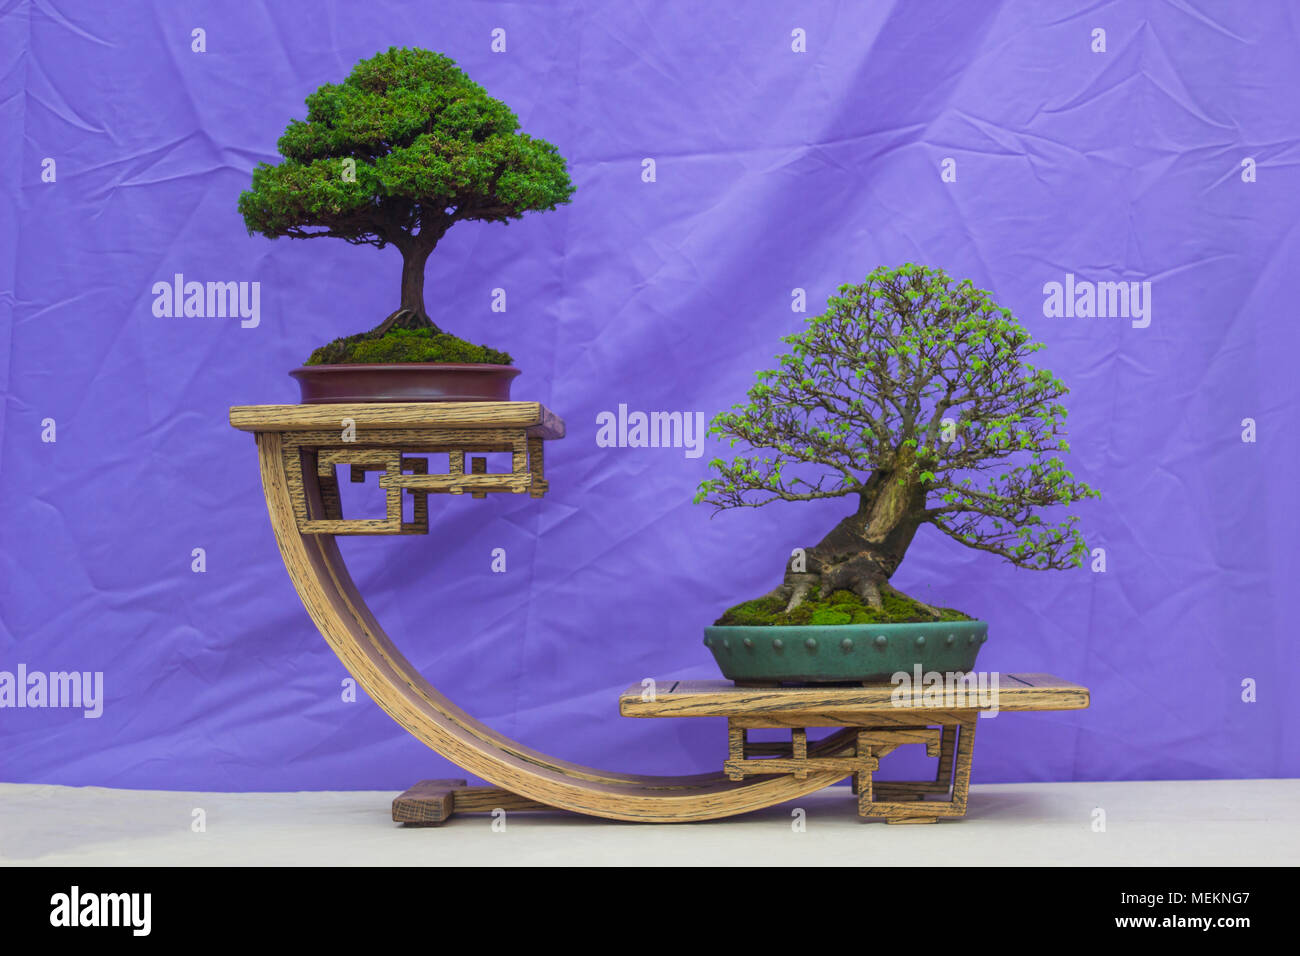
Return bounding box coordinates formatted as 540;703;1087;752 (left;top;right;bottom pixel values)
229;401;564;439
620;673;1089;718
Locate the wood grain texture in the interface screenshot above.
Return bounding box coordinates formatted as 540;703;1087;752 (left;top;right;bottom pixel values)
526;437;547;499
851;719;977;824
267;418;554;533
619;676;1089;718
392;783;561;824
255;432;865;823
231;402;565;438
392;778;467;825
858;727;943;756
447;787;550;813
874;724;957;797
284;426;526;448
716;715;972;824
724;756;866;776
381;472;530;493
730;709;977;728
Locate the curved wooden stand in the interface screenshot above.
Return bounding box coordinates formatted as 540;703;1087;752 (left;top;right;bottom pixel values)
235;403;860;823
232;402;1089;826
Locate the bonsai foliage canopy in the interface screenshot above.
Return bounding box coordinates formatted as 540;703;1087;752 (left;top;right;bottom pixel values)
237;47;575;335
696;264;1100;614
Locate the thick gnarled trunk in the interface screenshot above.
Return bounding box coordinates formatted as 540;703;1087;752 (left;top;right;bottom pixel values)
775;468;935;615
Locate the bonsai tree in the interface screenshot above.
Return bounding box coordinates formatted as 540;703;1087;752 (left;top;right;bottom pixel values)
695;264;1099;622
237;47;575;363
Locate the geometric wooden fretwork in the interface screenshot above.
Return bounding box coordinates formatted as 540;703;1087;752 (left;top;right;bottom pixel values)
851;721;977;824
722;719;975;823
281;427;551;535
230;402;563;537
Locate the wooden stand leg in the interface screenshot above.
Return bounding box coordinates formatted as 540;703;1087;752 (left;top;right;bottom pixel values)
857;719;978;824
727;724;747;781
873;724;958;799
791;728;808;780
392;778;467;826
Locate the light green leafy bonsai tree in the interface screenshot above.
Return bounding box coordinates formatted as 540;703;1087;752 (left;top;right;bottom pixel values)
237;47;575;364
696;264;1100;626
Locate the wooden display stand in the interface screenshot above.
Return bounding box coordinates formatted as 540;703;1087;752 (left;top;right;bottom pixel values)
231;401;1089;826
621;676;1085;824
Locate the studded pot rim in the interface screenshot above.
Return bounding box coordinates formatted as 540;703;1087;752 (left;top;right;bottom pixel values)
703;619;989;684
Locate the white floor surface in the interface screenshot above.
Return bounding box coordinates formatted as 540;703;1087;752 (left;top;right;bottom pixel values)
2;778;1295;866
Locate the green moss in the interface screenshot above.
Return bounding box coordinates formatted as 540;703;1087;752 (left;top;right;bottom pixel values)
307;327;512;366
809;607;852;626
714;583;972;627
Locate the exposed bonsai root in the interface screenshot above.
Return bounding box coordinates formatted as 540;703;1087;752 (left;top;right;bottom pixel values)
854;578;884;610
375;307;441;336
846;577;943;619
785;578;814;613
910;596;945;620
740;539;966;626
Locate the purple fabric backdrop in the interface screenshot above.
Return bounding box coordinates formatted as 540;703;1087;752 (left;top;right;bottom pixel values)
2;1;1296;791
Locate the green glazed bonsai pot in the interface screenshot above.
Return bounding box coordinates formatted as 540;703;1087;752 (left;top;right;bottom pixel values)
704;620;989;684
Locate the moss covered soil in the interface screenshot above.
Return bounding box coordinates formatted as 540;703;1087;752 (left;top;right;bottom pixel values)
715;583;972;627
307;327;512;366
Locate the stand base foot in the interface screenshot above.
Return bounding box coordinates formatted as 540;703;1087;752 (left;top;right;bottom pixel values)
393;779;553;825
392;778;466;826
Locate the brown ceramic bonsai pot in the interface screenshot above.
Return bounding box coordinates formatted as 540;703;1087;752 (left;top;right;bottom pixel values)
290;364;521;404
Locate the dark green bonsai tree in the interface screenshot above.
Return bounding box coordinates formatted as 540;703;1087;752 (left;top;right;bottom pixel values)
696;264;1100;625
237;47;575;364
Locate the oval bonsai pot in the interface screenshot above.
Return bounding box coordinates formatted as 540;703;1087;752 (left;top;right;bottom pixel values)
290;363;521;404
704;620;988;684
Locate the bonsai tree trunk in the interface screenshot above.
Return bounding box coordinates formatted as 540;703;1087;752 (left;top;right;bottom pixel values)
774;468;940;616
375;240;441;335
